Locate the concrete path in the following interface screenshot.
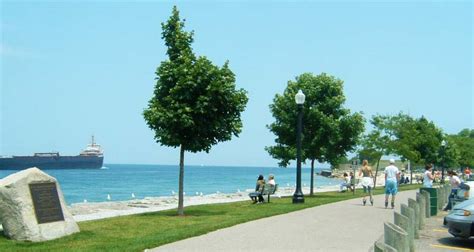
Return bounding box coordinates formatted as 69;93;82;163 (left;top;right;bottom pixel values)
149;190;417;252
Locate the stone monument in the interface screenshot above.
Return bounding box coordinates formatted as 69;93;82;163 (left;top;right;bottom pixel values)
0;167;80;242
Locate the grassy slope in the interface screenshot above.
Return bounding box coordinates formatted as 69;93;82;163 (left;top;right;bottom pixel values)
0;184;421;252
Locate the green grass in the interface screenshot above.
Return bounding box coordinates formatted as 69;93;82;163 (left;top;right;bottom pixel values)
0;184;421;252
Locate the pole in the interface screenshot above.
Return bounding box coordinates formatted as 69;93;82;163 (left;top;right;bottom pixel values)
352;160;358;195
441;146;446;184
409;160;412;184
293;104;304;203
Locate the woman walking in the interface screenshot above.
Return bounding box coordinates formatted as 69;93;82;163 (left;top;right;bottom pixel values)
443;170;461;211
359;160;374;206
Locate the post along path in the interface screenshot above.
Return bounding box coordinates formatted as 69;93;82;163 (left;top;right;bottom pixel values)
149;190;418;252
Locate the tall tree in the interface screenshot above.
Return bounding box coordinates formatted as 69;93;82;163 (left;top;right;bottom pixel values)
143;6;248;215
266;73;365;195
358;114;398;188
448;129;474;170
360;113;445;185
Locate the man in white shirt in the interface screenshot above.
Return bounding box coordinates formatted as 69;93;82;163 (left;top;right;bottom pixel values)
384;159;400;209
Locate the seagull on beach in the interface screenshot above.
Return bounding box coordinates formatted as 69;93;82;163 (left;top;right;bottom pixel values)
183;192;186;196
286;183;290;187
131;193;136;199
237;189;241;193
200;192;203;196
171;190;176;196
83;199;87;203
196;192;199;195
107;194;111;201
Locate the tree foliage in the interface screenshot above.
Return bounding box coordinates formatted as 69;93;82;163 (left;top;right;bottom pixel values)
359;113;445;186
266;73;365;194
143;6;248;215
362;113;444;165
447;129;474;168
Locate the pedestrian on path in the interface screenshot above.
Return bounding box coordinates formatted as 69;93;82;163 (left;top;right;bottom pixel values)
384;159;400;209
359;159;374;206
443;170;461;211
423;164;435;188
464;167;471;180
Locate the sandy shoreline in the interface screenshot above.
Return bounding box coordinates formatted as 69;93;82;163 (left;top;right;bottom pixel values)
69;181;386;222
67;172;396;222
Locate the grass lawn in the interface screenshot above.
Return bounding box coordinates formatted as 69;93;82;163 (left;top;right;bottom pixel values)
0;184;421;252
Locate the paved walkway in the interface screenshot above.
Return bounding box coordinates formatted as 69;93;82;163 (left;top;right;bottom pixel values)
149;190;417;252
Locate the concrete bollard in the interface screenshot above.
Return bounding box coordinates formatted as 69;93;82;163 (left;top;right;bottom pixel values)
446;184;452;197
441;186;446;207
374;240;397;252
384;222;409;252
401;204;416;242
408;198;420;239
421;191;431;217
439;186;446;210
394;212;413;252
416;192;426;228
374;234;397;252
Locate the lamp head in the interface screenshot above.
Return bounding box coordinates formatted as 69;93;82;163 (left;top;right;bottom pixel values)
295;89;305;105
441;140;447;147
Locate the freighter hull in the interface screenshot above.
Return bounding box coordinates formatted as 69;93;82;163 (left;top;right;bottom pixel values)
0;156;104;170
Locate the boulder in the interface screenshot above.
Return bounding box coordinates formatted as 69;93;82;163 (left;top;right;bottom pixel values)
0;167;79;242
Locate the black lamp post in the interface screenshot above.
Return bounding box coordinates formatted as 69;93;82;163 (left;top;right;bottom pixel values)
441;140;447;184
293;89;305;204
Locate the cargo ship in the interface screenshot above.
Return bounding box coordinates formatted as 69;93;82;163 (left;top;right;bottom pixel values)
0;136;104;170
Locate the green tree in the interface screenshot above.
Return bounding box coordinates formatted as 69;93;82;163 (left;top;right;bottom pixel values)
358;114;398;188
359;113;444;186
447;129;474;169
143;6;248;215
266;73;365;195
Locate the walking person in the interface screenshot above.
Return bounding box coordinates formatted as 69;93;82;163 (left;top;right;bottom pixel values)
384;159;400;209
423;164;435;188
443;170;461;211
465;167;471;180
359;160;374;205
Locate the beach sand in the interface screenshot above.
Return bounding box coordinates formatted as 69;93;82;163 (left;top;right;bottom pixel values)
70;185;343;222
68;172;399;222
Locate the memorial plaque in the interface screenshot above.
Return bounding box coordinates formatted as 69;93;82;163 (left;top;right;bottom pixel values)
29;182;64;224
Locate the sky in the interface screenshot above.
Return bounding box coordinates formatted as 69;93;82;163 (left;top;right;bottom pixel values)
0;1;472;167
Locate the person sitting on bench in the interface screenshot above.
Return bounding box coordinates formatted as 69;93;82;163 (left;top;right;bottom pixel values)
340;172;352;192
249;175;265;203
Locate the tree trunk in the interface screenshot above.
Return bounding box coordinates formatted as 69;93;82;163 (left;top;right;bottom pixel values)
373;157;381;189
178;145;185;216
310;159;315;196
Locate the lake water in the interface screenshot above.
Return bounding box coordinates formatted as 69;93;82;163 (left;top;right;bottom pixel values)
0;164;340;204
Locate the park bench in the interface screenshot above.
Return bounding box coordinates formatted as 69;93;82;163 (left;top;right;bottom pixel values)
261;184;278;203
248;184;278;203
341;178;359;192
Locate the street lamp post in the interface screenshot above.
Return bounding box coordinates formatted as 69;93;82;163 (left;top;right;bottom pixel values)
441;140;447;184
293;89;305;204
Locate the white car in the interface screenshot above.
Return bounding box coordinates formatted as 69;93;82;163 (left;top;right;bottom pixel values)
444;198;474;238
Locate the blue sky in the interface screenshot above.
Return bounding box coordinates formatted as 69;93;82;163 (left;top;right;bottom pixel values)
1;1;472;167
